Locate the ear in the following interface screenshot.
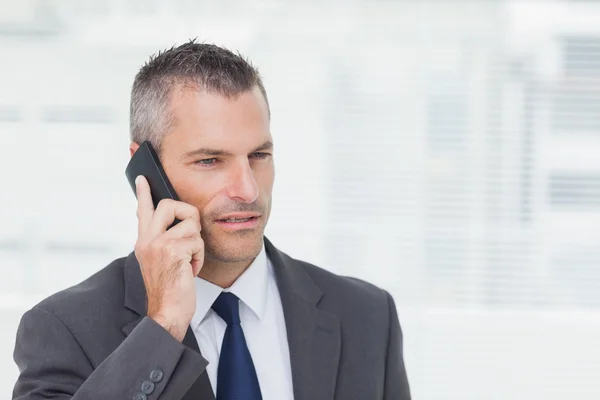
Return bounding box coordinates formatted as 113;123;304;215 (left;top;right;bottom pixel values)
129;142;140;158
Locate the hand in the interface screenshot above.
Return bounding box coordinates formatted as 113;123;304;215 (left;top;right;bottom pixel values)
133;175;204;342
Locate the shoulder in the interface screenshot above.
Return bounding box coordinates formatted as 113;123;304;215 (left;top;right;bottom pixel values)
276;249;397;350
30;255;129;325
275;247;393;321
300;258;390;306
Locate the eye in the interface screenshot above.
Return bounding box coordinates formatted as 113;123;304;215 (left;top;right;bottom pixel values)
195;158;217;167
250;152;271;160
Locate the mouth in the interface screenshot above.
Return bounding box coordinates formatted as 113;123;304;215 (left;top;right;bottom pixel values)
215;213;261;230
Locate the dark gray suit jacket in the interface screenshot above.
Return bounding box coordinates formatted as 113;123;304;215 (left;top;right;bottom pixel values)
12;238;411;399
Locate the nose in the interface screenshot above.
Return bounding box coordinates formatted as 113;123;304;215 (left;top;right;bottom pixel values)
225;159;259;203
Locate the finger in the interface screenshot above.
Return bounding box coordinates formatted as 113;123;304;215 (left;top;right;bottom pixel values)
191;243;204;277
136;175;154;234
162;217;201;241
166;237;204;269
191;260;203;277
148;199;200;237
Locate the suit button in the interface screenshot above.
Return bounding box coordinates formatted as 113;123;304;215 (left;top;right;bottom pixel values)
141;381;155;394
150;368;163;382
133;394;147;400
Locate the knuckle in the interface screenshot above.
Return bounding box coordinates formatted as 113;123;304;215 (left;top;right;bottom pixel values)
156;198;173;212
192;219;200;230
183;203;199;219
185;218;200;236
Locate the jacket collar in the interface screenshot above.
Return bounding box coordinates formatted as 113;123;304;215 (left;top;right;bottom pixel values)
122;236;341;400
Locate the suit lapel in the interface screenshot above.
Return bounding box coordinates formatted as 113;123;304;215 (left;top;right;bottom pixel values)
121;252;215;400
181;328;214;400
265;238;341;400
120;240;341;400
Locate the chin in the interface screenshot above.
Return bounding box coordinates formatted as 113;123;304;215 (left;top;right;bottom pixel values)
204;231;264;263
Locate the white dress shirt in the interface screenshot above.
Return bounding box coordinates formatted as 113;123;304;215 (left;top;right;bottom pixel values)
191;244;294;400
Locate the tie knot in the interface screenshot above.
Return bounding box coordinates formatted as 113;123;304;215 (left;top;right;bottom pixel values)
211;292;240;326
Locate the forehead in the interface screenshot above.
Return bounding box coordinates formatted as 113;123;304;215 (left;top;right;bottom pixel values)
166;86;271;152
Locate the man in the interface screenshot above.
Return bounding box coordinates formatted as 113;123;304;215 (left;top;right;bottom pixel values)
12;40;411;400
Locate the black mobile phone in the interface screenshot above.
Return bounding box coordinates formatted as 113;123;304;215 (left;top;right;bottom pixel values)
125;141;181;227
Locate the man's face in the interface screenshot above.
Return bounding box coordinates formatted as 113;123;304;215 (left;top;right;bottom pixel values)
155;85;273;264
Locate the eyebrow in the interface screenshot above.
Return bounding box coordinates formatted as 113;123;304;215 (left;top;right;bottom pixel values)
182;140;273;159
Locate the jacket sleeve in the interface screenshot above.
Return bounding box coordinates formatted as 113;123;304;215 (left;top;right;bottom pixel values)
12;307;207;399
383;291;412;400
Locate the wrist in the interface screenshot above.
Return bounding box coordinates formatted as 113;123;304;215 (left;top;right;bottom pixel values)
149;312;188;342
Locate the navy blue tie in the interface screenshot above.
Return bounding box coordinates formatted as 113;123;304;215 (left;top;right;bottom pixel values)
211;292;262;400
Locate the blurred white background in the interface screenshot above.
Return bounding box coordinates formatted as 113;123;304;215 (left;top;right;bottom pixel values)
1;0;600;399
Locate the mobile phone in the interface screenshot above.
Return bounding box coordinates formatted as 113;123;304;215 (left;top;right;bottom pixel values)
125;141;181;227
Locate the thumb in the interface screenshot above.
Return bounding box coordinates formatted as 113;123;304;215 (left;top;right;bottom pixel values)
191;258;203;277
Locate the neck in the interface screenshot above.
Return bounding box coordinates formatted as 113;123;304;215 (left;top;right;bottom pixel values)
198;256;253;288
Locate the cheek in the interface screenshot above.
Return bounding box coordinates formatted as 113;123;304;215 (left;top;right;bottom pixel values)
170;171;217;211
170;163;274;208
257;164;275;194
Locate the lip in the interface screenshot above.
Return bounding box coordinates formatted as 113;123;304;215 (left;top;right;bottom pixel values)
216;212;261;221
214;214;261;230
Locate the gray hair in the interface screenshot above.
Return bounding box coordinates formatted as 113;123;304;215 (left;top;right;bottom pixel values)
129;39;269;156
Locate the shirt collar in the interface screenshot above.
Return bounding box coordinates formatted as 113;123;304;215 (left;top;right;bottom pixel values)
190;243;269;330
